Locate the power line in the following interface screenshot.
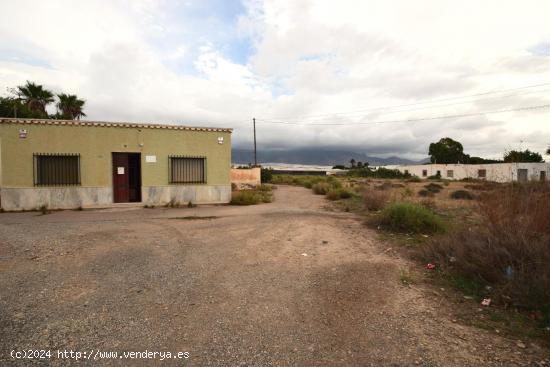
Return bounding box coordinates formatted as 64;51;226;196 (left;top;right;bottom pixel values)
257;82;550;122
255;103;550;126
257;88;550;123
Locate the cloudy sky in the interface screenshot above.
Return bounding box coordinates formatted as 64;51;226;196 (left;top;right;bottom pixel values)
1;0;550;159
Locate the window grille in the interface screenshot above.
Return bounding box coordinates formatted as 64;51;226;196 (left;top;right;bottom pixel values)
169;156;206;184
33;153;81;186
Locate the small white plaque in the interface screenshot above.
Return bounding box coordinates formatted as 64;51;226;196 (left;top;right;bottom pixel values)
117;167;125;175
217;136;224;144
145;155;157;163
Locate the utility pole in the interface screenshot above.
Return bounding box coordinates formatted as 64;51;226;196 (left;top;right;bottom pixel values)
253;117;257;166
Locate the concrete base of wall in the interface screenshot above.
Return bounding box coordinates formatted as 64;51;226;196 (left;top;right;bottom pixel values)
142;185;231;206
0;187;112;211
0;185;231;211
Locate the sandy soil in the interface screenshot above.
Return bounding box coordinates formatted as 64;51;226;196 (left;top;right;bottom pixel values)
0;186;549;366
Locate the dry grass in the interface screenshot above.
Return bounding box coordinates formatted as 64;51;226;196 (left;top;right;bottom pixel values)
363;188;390;211
423;182;550;314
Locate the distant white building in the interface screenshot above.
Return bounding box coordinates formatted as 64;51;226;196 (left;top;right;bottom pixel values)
394;163;549;183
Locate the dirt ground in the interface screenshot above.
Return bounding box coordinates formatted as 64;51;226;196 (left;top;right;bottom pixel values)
1;186;549;366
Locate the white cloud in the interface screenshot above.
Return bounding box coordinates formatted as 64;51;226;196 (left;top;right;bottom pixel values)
1;0;550;159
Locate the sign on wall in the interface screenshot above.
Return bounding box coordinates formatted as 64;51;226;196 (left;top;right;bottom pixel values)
145;155;157;163
117;167;125;175
19;129;27;138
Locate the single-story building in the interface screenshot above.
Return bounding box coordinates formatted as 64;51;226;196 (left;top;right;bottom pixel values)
394;163;549;183
0;118;232;211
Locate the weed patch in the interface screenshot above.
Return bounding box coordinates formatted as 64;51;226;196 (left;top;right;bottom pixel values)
230;190;273;205
378;202;446;234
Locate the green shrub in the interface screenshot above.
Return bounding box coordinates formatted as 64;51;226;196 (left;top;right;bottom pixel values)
407;176;422;183
379;202;446;233
312;182;330;195
450;189;474;200
337;188;352;199
231;191;261;205
326;176;342;189
261;168;273;183
230;190;272;205
424;183;443;193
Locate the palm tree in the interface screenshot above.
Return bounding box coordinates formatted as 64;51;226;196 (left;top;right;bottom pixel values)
56;93;86;120
17;81;54;116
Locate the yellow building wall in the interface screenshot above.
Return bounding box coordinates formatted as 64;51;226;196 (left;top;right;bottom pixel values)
0;123;232;188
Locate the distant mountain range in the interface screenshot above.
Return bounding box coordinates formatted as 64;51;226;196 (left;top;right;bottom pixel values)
232;148;428;166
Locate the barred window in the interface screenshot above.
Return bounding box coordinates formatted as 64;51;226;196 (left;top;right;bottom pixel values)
169;156;206;184
478;169;486;178
447;170;454;178
33;153;81;186
422;169;428;177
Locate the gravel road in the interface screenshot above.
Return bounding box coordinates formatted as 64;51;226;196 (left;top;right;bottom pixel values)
1;186;548;366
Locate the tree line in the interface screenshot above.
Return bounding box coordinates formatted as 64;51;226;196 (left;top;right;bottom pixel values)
429;137;547;164
0;81;86;120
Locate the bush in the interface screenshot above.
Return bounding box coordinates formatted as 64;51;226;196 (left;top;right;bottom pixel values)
326;176;342;189
423;182;550;311
337;188;353;199
326;188;353;201
450;189;474;200
312;182;330;195
424;183;443;193
261;168;273;183
363;188;390;211
379;202;446;233
326;190;340;201
407;176;422;183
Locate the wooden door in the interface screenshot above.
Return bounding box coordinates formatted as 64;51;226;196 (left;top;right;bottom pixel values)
112;153;129;203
